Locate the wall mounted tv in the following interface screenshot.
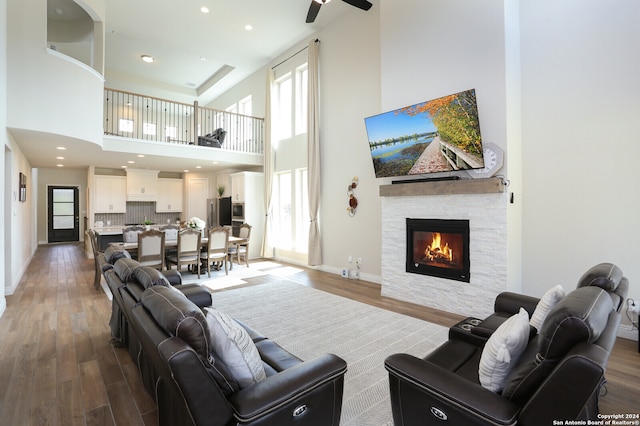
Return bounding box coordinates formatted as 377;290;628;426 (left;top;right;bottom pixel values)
364;89;485;179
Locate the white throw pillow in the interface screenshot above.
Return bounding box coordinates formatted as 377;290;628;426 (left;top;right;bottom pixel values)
479;307;530;393
529;285;565;332
205;308;266;388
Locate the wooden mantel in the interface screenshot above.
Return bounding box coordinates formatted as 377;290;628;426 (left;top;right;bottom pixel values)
379;177;506;197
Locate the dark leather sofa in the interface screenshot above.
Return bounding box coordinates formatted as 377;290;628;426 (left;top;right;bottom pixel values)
385;263;629;426
125;284;348;426
103;250;347;425
104;254;211;349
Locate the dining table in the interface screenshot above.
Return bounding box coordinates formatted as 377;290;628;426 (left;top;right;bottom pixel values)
109;235;245;252
109;235;248;273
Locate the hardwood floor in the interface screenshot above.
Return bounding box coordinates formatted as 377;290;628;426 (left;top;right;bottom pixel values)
0;243;638;425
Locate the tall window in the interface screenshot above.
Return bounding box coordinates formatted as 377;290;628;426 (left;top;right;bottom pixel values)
275;72;292;141
295;168;309;252
272;59;309;260
295;64;308;135
273;171;292;248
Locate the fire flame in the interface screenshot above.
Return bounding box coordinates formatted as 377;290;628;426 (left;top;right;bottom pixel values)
425;233;453;262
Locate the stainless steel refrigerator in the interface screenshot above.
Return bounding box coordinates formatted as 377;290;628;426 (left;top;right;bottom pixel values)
207;197;232;229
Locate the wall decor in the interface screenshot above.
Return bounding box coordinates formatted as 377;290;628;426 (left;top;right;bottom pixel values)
347;176;358;216
19;172;27;202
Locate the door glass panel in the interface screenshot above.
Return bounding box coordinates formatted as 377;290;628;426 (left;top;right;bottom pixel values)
53;202;74;215
53;188;74;202
54;216;74;229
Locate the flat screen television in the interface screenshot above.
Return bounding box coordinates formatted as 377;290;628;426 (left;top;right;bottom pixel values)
364;89;485;179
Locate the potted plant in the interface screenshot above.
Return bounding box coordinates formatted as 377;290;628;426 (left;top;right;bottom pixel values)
143;219;152;230
217;185;225;198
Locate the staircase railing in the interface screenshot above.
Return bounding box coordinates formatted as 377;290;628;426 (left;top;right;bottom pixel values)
103;88;264;154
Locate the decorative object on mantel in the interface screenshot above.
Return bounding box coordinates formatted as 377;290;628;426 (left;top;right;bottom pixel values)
347;176;359;216
465;143;504;178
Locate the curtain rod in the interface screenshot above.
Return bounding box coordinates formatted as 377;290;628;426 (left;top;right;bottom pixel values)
271;39;319;70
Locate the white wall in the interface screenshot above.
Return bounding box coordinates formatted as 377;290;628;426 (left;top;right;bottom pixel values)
7;0;104;145
313;8;382;277
519;0;640;321
1;0;7;314
5;135;37;295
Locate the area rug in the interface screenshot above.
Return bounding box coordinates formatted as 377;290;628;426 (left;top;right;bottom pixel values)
186;261;303;292
211;281;449;426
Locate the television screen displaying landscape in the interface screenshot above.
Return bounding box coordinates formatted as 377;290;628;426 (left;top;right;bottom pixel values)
364;89;485;178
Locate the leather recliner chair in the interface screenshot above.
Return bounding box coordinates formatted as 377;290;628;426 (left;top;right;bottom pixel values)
384;263;628;426
450;262;629;346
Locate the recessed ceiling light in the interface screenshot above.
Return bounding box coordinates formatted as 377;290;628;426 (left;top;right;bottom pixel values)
56;146;66;150
57;164;64;167
245;24;253;31
199;56;208;62
56;156;64;160
212;161;218;164
137;154;145;158
121;166;127;168
141;55;154;63
201;6;209;13
128;160;135;164
183;170;190;173
196;166;202;169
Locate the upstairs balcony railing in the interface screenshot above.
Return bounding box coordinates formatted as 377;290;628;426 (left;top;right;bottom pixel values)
104;88;264;154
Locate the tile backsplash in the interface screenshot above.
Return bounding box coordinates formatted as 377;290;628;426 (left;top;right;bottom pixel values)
94;202;181;227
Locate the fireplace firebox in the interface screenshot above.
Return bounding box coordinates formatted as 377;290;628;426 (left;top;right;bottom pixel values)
406;218;470;282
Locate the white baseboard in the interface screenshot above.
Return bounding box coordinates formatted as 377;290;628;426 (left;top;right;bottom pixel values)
617;323;639;341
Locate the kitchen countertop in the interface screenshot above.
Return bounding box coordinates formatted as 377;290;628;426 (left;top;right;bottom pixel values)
94;226;126;236
94;225;167;235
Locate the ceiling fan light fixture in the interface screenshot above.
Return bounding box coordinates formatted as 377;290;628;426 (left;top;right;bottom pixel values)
141;55;154;63
313;0;331;4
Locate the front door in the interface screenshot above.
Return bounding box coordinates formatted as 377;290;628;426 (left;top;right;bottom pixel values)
48;186;80;243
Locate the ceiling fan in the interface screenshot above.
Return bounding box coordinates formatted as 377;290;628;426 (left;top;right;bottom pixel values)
306;0;373;23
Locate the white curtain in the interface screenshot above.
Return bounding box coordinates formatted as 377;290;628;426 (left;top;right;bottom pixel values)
307;39;322;266
261;69;275;258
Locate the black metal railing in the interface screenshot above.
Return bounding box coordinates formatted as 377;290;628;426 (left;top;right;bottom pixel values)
104;88;264;154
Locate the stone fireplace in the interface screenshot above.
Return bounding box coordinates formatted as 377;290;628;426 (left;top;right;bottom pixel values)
380;178;509;318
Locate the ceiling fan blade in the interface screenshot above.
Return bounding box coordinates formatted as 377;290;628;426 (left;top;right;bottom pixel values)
306;1;322;23
342;0;372;11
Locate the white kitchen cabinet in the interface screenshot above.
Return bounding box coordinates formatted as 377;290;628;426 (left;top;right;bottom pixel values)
126;169;159;201
156;178;183;212
94;175;127;213
230;173;245;202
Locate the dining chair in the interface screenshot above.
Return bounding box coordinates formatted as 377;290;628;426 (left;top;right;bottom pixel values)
229;223;252;269
200;226;230;277
137;229;166;270
160;223;179;257
87;229;103;289
159;223;179;241
122;225;144;258
166;228;202;278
